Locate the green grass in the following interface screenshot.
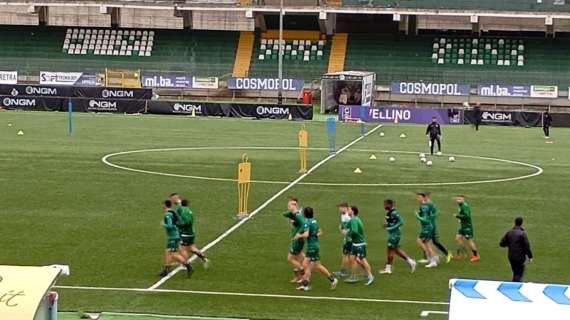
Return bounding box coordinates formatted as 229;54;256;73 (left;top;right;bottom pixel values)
2;111;570;320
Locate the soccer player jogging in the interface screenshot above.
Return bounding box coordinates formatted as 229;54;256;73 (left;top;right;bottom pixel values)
426;116;442;155
343;206;374;286
425;195;453;264
295;207;339;291
379;199;417;275
176;199;210;269
453;196;480;262
415;193;437;268
333;202;351;278
160;200;193;277
282;196;307;283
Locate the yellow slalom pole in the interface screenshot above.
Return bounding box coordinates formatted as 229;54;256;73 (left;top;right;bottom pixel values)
298;124;308;174
237;154;251;220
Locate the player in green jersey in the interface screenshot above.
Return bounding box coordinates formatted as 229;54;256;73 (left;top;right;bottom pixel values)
294;207;339;291
160;200;193;277
175;198;210;269
453;195;480;262
415;193;437;268
343;206;374;286
282;196;307;283
379;199;417;275
425;195;452;264
333;202;351;278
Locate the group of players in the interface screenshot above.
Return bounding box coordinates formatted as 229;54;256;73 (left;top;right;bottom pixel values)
160;193;209;277
282;193;479;291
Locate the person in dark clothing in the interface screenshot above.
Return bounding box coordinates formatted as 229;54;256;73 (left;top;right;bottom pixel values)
500;217;533;282
543;111;553;138
473;104;482;131
425;117;442;155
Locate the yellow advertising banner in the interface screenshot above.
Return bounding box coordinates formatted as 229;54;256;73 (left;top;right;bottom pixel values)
0;265;61;320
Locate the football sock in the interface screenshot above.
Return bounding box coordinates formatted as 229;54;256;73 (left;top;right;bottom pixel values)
327;275;335;282
472;250;478;256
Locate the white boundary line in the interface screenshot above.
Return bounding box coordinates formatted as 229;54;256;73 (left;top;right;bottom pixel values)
102;147;543;187
101;311;248;320
146;124;383;290
420;310;449;317
55;285;448;306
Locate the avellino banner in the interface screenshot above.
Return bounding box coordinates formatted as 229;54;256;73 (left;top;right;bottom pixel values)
228;77;305;91
477;84;531;97
391;81;470;96
338;105;463;124
148;101;313;120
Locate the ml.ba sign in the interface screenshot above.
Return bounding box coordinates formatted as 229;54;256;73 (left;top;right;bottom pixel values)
449;279;570;320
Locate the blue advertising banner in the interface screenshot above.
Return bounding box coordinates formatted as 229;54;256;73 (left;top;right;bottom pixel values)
391;81;470;96
142;73;192;88
228;77;304;91
339;105;463;124
477;84;531;97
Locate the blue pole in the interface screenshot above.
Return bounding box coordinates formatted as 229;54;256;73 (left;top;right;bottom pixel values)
326;117;336;155
68;98;73;136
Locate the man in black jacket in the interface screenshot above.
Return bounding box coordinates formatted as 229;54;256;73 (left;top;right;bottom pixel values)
425;117;442;155
473;104;482;131
543;111;553;139
500;217;533;282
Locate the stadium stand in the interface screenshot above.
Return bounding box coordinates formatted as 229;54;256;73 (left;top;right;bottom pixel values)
341;0;570;12
248;30;330;82
63;28;155;57
431;37;525;67
344;34;570;87
0;26;238;77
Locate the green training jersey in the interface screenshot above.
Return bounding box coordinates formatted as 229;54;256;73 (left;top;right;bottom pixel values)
385;208;404;235
426;201;439;228
163;211;180;240
347;216;366;244
306;218;320;249
178;206;195;236
416;204;432;227
456;202;473;230
283;210;307;237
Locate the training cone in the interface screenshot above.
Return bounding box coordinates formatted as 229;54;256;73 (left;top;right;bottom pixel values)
288;113;293;121
399;133;407;138
394;117;399;124
190;108;196;118
8;123;12;127
353;168;362;174
17;130;24;136
369;154;377;160
379;132;385;137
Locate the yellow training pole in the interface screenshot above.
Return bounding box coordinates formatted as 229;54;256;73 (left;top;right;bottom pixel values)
237;154;251;220
298;124;308;174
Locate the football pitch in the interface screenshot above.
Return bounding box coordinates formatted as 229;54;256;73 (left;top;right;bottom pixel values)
2;111;570;320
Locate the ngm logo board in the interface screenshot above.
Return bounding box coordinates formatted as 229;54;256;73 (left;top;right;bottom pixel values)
449;279;570;320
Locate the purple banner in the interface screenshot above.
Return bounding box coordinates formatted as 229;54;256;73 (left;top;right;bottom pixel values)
339;105;463;124
477;84;531;97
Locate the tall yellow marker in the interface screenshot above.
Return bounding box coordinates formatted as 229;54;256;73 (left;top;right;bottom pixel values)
298;124;308;174
237;154;251;220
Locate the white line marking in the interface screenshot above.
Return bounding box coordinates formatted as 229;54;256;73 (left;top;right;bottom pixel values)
55;285;448;306
101;311;248;320
420;310;449;317
146;125;383;290
102;147;543;187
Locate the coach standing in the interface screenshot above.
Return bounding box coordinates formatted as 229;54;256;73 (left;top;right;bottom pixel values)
543;111;553;139
426;116;442;155
499;217;533;282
